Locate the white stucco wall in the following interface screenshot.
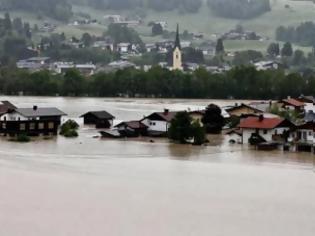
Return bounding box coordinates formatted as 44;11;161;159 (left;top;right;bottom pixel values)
141;119;169;133
0;112;28;121
242;128;290;144
304;103;315;113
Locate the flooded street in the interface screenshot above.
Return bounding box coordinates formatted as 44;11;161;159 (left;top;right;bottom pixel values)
0;96;315;236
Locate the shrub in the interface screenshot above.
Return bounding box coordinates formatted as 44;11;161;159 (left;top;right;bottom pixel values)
60;119;79;138
16;133;31;142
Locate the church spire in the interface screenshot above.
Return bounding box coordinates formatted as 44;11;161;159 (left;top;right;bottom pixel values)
174;23;181;50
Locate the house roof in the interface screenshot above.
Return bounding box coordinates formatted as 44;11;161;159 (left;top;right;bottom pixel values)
225;103;263;114
16;108;67;118
115;121;148;129
298;95;315;103
239;117;287;129
297;122;315;131
281;98;305;108
142;111;179;122
0;101;17;115
80;111;115;120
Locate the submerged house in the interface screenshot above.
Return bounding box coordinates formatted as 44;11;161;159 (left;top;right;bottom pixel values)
239;115;294;144
0;106;66;136
81;111;115;128
225;103;263;118
115;121;148;137
140;109;178;136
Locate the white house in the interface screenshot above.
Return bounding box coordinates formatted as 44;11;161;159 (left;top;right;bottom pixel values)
292;122;315;144
140;109;178;136
239;116;293;144
53;62;96;76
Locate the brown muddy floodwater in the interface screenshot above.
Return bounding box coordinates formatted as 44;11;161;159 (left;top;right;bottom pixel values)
0;96;315;236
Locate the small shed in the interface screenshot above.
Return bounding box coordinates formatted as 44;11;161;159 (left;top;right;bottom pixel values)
80;111;115;128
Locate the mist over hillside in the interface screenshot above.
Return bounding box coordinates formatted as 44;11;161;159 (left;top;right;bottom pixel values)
0;0;272;20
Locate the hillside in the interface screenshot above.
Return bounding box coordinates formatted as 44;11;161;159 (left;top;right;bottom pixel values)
1;0;315;52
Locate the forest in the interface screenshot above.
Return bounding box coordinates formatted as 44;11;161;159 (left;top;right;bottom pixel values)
0;0;72;21
207;0;271;19
0;66;313;99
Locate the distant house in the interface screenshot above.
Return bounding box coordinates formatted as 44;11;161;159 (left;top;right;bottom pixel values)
225;103;263;118
53;62;96;76
239;116;294;144
0;106;66;136
297;95;315;113
278;98;305;113
254;61;282;71
80;111;115;128
140;109;178;136
115;121;148;137
17;57;51;71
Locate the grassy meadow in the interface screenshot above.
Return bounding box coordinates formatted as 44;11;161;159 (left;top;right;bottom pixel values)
1;0;315;52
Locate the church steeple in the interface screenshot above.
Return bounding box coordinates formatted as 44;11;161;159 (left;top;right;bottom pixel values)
174;23;181;50
172;24;183;71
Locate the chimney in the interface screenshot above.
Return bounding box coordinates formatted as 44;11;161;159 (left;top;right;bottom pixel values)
33;105;38;111
164;109;169;115
259;114;264;122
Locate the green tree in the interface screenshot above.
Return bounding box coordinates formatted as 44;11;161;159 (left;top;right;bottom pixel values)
168;111;193;144
152;23;163;36
202;104;225;134
281;42;293;57
215;38;224;55
267;43;280;57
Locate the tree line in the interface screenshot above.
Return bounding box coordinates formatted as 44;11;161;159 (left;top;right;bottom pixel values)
0;66;315;99
0;0;72;21
276;22;315;47
207;0;270;19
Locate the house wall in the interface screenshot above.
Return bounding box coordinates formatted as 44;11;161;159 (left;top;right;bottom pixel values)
141;119;169;133
304;103;315;113
242;127;290;144
294;129;315;143
0;112;28;121
227;133;242;144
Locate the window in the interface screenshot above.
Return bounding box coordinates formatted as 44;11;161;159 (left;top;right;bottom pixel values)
20;123;26;131
263;130;268;135
309;131;312;136
29;123;35;130
48;122;54;129
38;123;44;130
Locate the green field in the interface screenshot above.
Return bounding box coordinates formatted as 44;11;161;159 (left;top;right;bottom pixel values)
1;0;315;52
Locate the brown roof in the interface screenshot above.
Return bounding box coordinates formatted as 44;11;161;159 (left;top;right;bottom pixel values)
0;101;17;115
239;117;286;129
281;98;305;108
225;103;263;114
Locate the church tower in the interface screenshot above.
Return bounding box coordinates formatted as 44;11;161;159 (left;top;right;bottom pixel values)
172;24;183;71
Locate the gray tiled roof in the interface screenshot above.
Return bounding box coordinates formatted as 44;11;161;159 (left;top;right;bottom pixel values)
16;108;67;118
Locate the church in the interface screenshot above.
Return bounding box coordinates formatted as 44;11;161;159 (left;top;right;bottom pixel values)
172;24;183;71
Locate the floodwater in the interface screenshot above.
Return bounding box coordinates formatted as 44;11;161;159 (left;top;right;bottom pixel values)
0;96;315;236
